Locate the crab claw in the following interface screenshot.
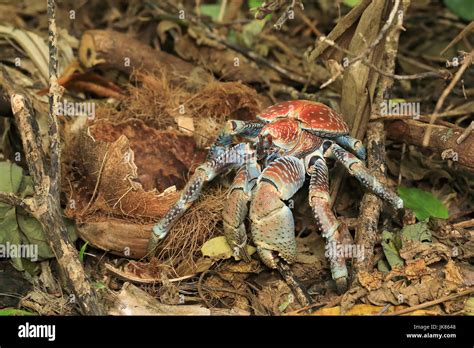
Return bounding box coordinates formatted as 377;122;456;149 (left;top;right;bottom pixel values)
250;156;306;269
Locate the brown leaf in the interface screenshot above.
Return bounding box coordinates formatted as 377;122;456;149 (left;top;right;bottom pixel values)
444;260;465;286
358;270;383;291
399;240;451;265
404;259;432;280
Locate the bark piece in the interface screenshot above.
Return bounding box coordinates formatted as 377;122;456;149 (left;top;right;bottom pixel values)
108;282;211;315
386;119;474;173
78;29;211;86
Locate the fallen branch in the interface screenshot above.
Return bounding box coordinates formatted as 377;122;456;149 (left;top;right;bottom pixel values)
104;263;195;285
329;1;390;206
0;87;104;315
386;287;474;316
352;0;409;285
456;120;474;145
317;28;450;88
150;1;309;85
386;119;474;173
78;29;208;86
422;51;473;147
0;0;104;315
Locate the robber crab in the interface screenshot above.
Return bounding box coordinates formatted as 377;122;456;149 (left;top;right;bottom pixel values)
148;100;403;295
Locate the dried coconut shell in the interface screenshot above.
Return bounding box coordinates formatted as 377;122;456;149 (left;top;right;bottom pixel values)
64;118;205;220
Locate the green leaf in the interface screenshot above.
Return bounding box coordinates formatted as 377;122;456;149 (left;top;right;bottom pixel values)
0;161;23;193
464;297;474;316
0;162;23;218
17;210;53;259
400;220;432;245
397;187;449;220
248;0;264;10
227;28;238;44
278;294;293;312
238;19;267;48
343;0;362;8
0;308;37;316
389;98;406;104
380;222;434;271
93;282;107;290
200;3;221;20
79;241;88;262
443;0;474;21
0;161;78;273
16;208;77;261
377;259;391;273
248;0;272;18
0;208;25;271
381;230;404;269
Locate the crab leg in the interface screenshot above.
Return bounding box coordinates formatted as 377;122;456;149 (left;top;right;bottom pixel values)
334;135;366;160
209;120;263;157
327;143;403;210
147;143;254;255
250;155;312;306
148;119;263;255
222;155;260;262
308;153;348;292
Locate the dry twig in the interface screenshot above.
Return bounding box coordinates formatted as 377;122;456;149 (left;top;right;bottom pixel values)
422;51;473;147
352;0;409;284
0;0;103;315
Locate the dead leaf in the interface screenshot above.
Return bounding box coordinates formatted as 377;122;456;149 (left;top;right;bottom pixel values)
201;236;256;261
444;260;465;286
358;271;383;291
404;259;432;280
313;304;439;316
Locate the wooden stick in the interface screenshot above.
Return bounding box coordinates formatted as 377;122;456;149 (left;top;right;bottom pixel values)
6;88;103;315
47;0;62;208
456;120;474;145
0;192;35;215
352;0;410;284
422;51;473;147
77;29;201;86
386;119;474;173
386;287;474;316
276;261;312;308
0;2;104;314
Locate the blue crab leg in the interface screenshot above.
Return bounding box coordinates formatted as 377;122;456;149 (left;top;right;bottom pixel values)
250;156;306;269
209;120;263;157
222;155;260;262
308;152;348;290
147;143;254;255
327;143;403;210
333;135;366;160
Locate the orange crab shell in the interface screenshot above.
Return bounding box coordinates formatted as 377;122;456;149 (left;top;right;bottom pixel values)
256;100;349;137
260;118;300;147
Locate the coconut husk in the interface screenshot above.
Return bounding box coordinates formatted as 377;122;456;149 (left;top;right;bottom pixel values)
62;71;263;262
64;118;205;222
